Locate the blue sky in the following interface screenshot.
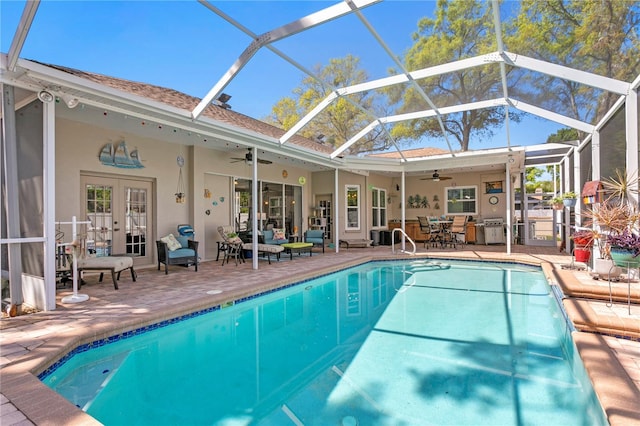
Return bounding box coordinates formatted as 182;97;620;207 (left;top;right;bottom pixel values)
1;1;563;150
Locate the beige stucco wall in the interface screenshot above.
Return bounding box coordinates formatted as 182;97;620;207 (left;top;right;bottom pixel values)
55;118;191;256
389;172;512;223
55;116;315;264
311;170;394;241
192;145;312;259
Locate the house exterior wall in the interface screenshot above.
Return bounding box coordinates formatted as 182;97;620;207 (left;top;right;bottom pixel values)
192;145;312;259
55;119;316;263
391;172;510;223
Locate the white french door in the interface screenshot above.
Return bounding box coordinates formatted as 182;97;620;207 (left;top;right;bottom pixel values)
81;174;154;265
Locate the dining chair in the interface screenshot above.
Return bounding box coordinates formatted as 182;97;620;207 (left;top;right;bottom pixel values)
417;216;437;248
449;216;468;248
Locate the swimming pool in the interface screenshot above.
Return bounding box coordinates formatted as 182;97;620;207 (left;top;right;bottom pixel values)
42;259;606;425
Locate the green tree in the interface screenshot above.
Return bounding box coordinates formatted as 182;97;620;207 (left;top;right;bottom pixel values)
546;128;579;143
389;0;521;151
265;55;390;154
506;0;640;126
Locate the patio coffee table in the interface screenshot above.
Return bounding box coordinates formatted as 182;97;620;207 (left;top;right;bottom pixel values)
281;242;313;260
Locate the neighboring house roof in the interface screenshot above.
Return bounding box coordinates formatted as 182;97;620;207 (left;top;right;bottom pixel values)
367;147;450;159
41;62;334;155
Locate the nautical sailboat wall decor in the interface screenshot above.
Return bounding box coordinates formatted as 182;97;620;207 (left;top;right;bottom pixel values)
99;141;144;169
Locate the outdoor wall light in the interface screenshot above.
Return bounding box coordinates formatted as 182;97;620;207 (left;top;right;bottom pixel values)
217;93;231;103
37;90;54;103
60;94;79;109
216;93;232;109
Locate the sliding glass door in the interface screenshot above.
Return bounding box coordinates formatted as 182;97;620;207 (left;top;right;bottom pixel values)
234;179;302;237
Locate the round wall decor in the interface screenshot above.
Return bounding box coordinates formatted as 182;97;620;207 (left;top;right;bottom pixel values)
298;176;306;185
489;195;499;205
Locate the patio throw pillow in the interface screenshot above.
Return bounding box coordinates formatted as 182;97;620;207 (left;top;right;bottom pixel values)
161;233;182;251
175;235;189;248
273;228;286;240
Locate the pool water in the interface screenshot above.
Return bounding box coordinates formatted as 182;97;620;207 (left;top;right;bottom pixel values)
42;260;606;425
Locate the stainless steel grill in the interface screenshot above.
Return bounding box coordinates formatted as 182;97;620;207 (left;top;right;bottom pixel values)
484;218;505;244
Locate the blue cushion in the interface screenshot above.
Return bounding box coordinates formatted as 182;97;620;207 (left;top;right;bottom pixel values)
175;235;189;248
167;247;195;258
306;230;324;238
262;230;274;241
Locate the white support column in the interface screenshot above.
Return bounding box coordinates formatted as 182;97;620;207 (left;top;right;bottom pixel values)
591;130;601;180
43;90;57;310
401;171;406;251
251;147;258;270
563;160;572;255
334;168;339;253
2;84;24;307
573;148;582;227
505;161;512;255
625;88;639;207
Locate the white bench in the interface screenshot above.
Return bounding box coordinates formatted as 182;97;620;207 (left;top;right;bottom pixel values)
76;256;136;290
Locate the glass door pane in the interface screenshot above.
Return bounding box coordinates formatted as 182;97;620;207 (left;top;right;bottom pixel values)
124;186;147;256
85;183;114;257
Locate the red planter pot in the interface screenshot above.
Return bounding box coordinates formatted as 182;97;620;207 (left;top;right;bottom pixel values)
574;247;591;263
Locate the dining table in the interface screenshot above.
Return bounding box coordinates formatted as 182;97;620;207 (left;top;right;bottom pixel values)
430;220;452;246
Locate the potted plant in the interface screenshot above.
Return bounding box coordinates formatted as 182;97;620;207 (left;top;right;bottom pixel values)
584;169;639;276
607;229;640;267
562;191;578;207
549;196;564;210
571;229;595;263
571;229;595;247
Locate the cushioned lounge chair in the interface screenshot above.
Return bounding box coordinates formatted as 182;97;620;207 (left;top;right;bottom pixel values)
339;239;372;249
156;233;199;274
217;225;283;264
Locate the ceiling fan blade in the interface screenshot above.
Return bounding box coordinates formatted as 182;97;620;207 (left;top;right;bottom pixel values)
257;158;272;165
419;176;452;180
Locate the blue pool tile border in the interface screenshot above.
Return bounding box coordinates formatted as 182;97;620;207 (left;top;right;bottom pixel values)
38;257;546;381
38;268;342;381
38;304;221;380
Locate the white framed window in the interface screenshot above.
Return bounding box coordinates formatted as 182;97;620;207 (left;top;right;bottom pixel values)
371;187;387;229
345;185;360;230
445;186;478;215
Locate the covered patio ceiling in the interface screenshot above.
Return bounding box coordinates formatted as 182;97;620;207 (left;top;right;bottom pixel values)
2;0;637;173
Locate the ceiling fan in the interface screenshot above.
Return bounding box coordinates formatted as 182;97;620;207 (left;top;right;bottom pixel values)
230;148;272;165
421;170;452;181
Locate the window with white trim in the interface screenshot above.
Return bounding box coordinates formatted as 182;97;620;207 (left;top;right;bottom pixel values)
371;187;387;229
345;185;360;230
445;186;478;214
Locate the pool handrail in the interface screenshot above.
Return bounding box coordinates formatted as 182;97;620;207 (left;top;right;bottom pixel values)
391;227;416;255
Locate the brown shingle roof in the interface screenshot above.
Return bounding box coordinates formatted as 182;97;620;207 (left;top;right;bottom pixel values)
43;63;333;154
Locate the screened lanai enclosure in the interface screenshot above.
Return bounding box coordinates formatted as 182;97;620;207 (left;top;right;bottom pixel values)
1;0;639;310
